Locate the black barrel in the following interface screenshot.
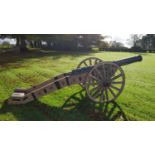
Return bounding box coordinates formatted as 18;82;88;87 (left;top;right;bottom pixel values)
71;55;142;76
114;55;143;66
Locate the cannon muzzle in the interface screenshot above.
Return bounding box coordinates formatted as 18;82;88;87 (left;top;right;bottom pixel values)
114;55;143;66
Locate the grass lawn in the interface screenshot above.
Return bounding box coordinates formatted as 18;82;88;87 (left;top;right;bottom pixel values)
0;50;155;121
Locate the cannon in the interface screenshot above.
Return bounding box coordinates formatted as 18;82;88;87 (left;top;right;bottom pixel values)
6;55;142;105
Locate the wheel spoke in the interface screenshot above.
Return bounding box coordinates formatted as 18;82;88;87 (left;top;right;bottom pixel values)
95;59;98;64
92;79;98;87
89;85;99;97
108;87;116;98
93;86;102;99
89;79;96;85
89;84;100;95
83;61;88;67
95;68;103;80
111;81;123;84
89;78;98;87
100;87;105;102
89;59;92;65
89;74;102;83
93;91;101;99
111;73;122;81
105;87;109;102
110;85;121;91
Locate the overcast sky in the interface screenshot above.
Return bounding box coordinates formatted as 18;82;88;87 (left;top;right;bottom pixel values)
103;33;131;47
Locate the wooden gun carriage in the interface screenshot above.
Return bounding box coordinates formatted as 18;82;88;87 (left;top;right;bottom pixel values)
6;55;143;104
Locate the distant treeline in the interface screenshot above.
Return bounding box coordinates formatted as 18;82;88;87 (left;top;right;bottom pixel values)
0;34;106;53
0;34;155;53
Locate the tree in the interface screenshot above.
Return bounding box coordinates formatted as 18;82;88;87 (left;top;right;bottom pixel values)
99;41;110;48
0;34;107;52
0;34;52;52
127;34;143;47
111;41;124;48
141;34;155;51
49;34;105;51
76;34;104;50
0;34;28;52
1;41;11;48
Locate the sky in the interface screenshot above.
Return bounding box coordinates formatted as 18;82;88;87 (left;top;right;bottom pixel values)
103;33;131;47
0;38;16;44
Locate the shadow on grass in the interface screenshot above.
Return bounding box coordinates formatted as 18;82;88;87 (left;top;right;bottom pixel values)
0;89;128;121
0;49;93;66
1;49;151;71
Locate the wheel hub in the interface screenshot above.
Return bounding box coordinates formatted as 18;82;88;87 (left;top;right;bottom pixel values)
102;81;111;87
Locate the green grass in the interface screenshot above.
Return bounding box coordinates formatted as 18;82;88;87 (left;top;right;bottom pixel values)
0;51;155;121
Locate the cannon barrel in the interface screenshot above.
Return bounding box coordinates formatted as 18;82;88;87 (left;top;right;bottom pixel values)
71;55;143;76
114;55;142;66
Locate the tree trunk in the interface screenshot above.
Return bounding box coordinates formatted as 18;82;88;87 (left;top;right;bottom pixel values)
16;36;20;46
47;41;51;49
33;41;37;48
39;40;43;48
38;40;42;48
29;40;34;48
20;36;28;52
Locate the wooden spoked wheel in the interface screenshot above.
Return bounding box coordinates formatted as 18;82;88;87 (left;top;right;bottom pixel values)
77;57;103;87
85;62;125;103
77;57;103;68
